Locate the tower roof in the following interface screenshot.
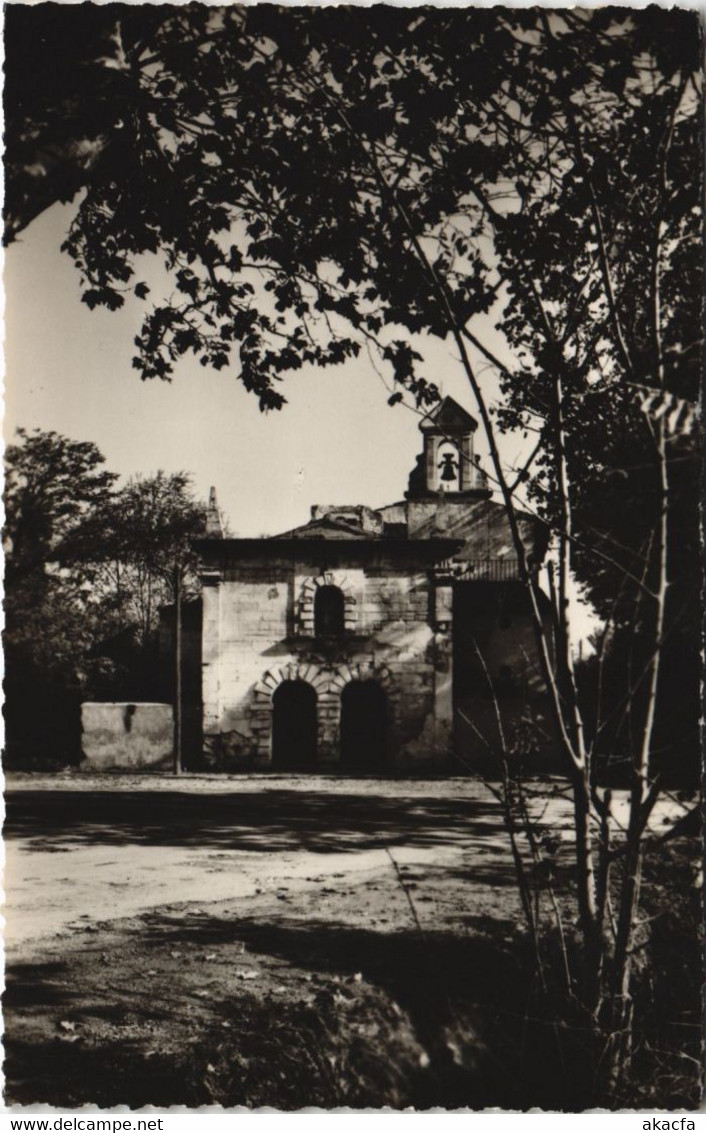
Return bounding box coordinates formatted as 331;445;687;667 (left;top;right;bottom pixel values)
204;486;225;538
419;396;478;434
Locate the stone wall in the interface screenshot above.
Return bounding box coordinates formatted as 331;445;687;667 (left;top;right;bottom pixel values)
201;557;446;773
81;702;173;771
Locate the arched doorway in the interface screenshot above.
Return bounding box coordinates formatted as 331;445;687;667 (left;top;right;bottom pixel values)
272;680;317;771
340;681;387;773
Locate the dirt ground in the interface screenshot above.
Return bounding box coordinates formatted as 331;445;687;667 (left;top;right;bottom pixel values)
5;774;519;949
3;773;694;1109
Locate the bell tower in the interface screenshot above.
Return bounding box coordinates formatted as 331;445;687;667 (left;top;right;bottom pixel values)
406;397;490;499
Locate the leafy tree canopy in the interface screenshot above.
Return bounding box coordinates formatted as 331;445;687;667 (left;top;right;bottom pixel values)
4;431;121;742
4;432;207;726
5;6;700;400
94;471;207;642
4;427;119;581
4;6;701;621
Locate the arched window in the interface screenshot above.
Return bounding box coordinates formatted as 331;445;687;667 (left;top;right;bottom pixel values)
314;585;345;637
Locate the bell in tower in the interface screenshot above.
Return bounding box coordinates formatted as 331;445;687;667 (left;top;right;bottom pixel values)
406;397;490;499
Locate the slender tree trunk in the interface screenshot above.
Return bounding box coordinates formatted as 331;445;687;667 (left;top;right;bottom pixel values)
390;205;604;969
550;365;603;999
146;572;152;644
570;766;602;1012
603;188;673;1093
173;566;182;776
115;558;122;623
606;421;669;1092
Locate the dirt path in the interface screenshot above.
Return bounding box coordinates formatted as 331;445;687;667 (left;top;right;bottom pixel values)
6;841;479;950
5;773;688;954
3;774;696;1109
4;775;506;954
4;775;526;1107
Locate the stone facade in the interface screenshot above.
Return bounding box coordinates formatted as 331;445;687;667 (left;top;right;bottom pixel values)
197;398;556;774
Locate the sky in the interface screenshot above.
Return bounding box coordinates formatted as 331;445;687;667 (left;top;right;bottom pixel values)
4;199;530;538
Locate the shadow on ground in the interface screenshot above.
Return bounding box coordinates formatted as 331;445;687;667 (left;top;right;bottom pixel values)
6;788;506;855
4;901;596;1110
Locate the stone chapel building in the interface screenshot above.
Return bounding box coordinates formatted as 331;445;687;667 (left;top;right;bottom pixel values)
195;397;556;774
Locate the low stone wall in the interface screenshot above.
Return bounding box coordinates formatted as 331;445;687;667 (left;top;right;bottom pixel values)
81;702;173;771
